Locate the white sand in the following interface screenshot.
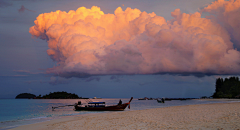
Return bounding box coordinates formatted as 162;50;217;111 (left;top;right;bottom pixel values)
11;102;240;130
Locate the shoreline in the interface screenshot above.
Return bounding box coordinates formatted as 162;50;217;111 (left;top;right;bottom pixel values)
194;98;240;101
11;101;240;130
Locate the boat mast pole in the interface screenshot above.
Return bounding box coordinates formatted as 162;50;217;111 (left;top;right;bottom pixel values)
128;97;133;103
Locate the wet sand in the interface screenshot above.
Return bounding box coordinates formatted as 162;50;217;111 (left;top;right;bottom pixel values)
11;102;240;130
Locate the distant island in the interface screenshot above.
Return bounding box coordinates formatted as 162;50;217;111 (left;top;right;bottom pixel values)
15;93;36;99
16;91;88;99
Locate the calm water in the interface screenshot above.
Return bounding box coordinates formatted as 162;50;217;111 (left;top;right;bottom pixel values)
0;98;237;129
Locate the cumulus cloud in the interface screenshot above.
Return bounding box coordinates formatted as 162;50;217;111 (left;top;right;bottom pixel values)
29;1;240;77
201;0;240;49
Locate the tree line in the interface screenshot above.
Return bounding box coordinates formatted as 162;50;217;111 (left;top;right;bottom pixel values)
212;77;240;98
16;91;82;99
36;91;79;99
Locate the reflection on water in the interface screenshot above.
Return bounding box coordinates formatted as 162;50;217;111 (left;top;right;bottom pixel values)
0;98;237;129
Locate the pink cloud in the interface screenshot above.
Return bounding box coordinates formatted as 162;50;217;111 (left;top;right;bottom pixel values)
202;0;240;49
29;3;240;77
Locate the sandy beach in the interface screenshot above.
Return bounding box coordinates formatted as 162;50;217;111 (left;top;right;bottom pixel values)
11;102;240;130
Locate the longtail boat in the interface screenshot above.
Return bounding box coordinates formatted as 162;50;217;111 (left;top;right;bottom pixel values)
157;98;165;103
74;97;133;111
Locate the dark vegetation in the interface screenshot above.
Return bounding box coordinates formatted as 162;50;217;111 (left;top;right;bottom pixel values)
16;91;82;99
212;77;240;98
15;93;36;99
36;91;79;99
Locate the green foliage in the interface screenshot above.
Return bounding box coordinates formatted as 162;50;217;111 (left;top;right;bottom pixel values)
201;96;208;99
39;91;79;99
212;77;240;98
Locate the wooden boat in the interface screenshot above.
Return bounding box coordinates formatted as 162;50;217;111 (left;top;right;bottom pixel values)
74;97;133;111
157;98;165;103
138;97;148;100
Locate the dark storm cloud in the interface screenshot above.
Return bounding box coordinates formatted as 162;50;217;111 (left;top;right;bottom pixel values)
110;75;121;82
49;76;71;85
13;70;44;75
85;77;101;82
0;1;12;8
153;72;239;78
18;5;35;13
57;72;91;78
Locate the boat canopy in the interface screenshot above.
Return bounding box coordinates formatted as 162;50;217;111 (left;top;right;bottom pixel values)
88;102;105;104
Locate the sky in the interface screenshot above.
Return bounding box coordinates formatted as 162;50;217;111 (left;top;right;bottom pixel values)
1;0;240;99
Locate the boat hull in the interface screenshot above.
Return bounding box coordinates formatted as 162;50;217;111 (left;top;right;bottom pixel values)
157;99;165;103
74;103;130;111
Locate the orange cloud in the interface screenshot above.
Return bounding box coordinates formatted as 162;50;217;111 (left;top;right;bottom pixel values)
29;3;240;77
202;0;240;49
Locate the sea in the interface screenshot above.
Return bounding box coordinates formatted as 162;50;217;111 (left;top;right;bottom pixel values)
0;98;239;130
